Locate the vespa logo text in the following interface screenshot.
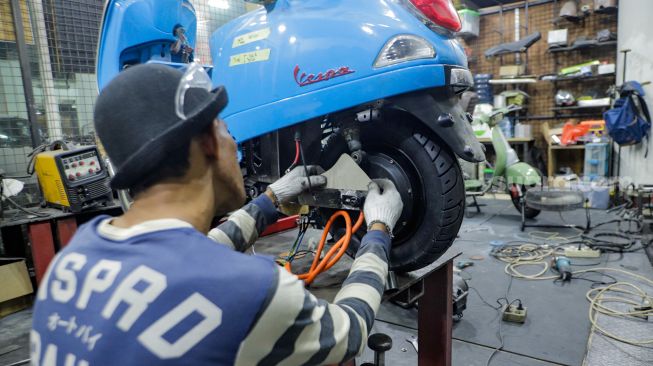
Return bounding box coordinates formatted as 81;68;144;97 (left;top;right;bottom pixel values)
293;65;355;87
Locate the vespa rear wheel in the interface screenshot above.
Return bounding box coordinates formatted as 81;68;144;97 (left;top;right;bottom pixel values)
510;184;541;219
329;119;466;273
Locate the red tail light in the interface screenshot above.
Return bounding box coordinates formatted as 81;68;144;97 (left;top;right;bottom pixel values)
409;0;462;32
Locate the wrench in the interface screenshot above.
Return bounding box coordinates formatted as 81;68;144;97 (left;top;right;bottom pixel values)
406;335;418;353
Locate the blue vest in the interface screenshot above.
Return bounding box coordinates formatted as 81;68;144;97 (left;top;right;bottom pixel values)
31;216;276;365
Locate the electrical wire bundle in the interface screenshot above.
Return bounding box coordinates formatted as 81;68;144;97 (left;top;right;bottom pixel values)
276;132;365;285
284;211;364;285
491;243;557;280
275;217;311;266
490;241;653;346
586;274;653;346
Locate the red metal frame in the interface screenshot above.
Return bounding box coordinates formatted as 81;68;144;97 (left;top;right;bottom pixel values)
56;217;77;249
27;222;56;285
419;261;453;365
261;215;298;237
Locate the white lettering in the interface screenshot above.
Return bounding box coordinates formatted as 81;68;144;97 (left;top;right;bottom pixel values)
138;293;222;359
63;353;88;366
42;344;57;366
101;265;166;331
32;342;89;366
51;253;87;303
76;259;122;310
30;330;41;366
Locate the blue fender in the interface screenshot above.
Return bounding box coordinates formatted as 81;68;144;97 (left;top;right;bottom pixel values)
96;0;484;160
96;0;197;89
210;0;468;143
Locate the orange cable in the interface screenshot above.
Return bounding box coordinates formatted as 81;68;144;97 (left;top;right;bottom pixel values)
285;211;365;285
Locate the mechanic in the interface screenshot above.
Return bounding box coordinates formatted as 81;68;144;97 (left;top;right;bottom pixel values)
30;63;404;365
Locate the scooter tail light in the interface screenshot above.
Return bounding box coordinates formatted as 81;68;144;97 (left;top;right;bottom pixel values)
374;35;435;68
408;0;462;32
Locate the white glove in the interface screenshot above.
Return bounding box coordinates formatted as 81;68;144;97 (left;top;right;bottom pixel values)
364;179;404;233
268;166;327;204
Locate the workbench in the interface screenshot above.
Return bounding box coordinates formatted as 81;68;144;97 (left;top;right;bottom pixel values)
254;229;460;366
0;203;122;284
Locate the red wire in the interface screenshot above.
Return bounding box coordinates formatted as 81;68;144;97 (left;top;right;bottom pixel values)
292;140;300;165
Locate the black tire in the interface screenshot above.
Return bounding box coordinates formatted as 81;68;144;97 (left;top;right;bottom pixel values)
327;118;466;273
510;184;541;219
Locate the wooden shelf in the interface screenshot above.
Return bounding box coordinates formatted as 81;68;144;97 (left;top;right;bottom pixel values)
543;73;615;82
488;78;537;85
548;41;617;53
549;144;586;150
552;105;610;111
477;137;534;143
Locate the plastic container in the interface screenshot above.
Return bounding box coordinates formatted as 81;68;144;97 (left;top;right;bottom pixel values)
498;117;513;138
458;9;480;37
571;181;611;209
584;142;609;180
514;122;532;139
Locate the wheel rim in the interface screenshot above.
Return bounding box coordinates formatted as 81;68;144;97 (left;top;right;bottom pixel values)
363;144;425;245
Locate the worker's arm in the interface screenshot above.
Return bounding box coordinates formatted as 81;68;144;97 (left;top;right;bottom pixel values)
233;180;402;365
207;166;326;251
233;228;391;365
207;194;278;252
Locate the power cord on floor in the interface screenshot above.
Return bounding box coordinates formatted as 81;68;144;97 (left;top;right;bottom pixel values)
586;277;653;346
468;275;521;366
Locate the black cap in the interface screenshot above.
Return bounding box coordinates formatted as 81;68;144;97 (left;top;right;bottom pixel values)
94;63;228;190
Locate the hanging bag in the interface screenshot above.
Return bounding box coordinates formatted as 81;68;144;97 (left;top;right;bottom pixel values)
604;81;651;149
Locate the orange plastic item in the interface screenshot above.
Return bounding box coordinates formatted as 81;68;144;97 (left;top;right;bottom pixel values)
561;122;590;145
285;211;365;285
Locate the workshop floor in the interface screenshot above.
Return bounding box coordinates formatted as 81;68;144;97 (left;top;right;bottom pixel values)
1;195;651;366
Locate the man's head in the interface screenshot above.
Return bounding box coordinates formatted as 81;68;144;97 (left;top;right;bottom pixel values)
94;63;245;215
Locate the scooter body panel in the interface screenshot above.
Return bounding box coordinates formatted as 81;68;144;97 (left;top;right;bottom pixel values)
210;0;467;140
96;0;482;160
506;162;541;186
96;0;198;90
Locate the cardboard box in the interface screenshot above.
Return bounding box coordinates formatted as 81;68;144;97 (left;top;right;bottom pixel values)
499;64;526;78
0;259;34;318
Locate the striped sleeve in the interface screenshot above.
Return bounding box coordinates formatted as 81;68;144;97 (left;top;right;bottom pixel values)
207;194;278;252
234;230;391;366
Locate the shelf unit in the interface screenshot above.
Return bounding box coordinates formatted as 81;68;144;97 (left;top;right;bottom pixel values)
551;105;610;111
547;40;617;53
542;73;615;82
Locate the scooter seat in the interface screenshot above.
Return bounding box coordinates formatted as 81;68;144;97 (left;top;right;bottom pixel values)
484;32;542;57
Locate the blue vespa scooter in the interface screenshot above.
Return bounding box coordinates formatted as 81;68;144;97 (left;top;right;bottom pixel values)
96;0;485;271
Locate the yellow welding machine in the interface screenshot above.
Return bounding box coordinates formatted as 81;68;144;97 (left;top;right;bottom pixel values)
34;146;112;212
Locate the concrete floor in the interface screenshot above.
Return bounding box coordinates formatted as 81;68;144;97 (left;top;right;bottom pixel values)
1;195;651;365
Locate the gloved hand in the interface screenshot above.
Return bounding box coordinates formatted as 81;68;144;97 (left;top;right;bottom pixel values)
267;166;327;205
364;179;404;233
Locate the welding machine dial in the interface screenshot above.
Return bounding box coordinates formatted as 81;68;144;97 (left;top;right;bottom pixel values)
62;152;102;182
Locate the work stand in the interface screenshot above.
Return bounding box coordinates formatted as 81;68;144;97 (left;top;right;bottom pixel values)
519;197;591;233
310;250;461;366
387;250;461;366
0;204;122;284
